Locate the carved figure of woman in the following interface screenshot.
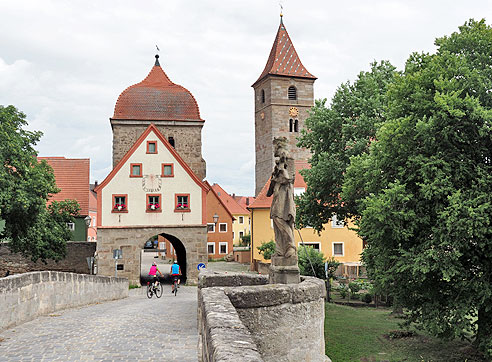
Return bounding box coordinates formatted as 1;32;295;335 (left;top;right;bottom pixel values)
267;138;297;259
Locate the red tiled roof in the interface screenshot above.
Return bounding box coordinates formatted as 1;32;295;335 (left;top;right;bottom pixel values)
113;56;203;121
211;184;249;215
233;195;256;209
248;161;309;209
253;19;316;86
38;157;90;215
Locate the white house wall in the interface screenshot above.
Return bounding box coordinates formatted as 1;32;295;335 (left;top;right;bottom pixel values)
100;130;203;227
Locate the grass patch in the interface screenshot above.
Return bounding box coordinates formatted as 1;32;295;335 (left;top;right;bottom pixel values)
325;303;485;362
129;284;141;289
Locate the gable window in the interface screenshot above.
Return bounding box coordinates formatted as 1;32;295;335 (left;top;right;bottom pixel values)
66;222;75;231
207;223;215;233
331;215;344;228
175;194;190;212
239;216;244;224
333;242;344;256
162;163;174;177
130;163;142;177
288;86;297;100
146;141;157;154
219;223;227;232
112;194;128;213
261;89;265;103
207;242;215;254
294;119;299;132
146;194;161;212
289;119;293;132
168;137;175;148
219;242;228;254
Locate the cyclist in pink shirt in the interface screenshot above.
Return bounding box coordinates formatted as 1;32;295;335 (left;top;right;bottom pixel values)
148;262;162;287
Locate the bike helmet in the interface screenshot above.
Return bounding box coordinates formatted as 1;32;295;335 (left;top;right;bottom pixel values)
173;261;178;264
152;262;156;266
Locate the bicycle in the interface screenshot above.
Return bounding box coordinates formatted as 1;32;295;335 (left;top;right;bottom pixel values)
147;279;163;299
171;276;179;296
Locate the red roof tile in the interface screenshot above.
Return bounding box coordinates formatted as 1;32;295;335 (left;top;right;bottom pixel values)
233;195;256;209
211;184;250;215
113;56;203;121
248;161;310;209
253;19;316;86
38;157;90;215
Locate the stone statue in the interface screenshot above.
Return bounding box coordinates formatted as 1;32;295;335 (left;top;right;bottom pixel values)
267;137;300;284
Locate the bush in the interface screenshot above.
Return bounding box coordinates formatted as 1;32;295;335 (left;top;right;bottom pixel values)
362;293;372;304
338;285;347;299
240;233;251;247
351;293;360;300
257;240;276;260
298;245;326;279
348;282;360;294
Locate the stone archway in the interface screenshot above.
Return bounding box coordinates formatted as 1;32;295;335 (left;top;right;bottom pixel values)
96;225;207;285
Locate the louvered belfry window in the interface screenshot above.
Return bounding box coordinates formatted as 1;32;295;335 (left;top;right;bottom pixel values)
288;86;297;100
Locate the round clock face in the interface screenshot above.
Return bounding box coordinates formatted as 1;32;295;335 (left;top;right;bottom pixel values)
142;174;162;192
289;107;299;117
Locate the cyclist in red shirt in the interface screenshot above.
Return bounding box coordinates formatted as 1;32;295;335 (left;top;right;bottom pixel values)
148;262;162;287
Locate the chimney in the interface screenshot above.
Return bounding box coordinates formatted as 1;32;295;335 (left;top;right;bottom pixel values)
246;197;250;206
94;180;98;187
232;193;236;198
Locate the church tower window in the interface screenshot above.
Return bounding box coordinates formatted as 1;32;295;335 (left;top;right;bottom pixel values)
288;86;297;100
294;119;299;132
168;137;175;148
289;119;293;132
261;89;265;103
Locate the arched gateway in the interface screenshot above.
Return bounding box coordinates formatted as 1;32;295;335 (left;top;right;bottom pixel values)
95;56;209;285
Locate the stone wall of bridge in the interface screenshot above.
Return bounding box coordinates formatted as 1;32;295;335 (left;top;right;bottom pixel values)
0;271;128;331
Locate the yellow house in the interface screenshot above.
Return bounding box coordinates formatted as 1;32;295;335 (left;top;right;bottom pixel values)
248;162;364;277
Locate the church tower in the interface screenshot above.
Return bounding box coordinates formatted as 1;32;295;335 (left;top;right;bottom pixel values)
111;55;206;180
252;16;316;195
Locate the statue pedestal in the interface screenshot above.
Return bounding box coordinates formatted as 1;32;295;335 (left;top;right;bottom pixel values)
269;256;300;284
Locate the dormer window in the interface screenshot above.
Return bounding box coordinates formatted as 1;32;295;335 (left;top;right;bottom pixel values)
147;141;157;154
261;89;265;103
168;137;175;148
288;86;297;100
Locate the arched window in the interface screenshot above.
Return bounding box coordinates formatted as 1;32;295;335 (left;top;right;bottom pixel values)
168;137;175;148
261;89;265;103
289;119;293;132
294;119;299;132
288;86;297;100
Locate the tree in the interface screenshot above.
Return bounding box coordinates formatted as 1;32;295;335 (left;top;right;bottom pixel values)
344;20;492;357
296;61;398;231
240;233;251;247
257;240;275;260
297;245;327;279
0;105;79;261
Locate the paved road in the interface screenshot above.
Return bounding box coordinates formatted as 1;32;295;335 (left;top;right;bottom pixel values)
0;286;198;361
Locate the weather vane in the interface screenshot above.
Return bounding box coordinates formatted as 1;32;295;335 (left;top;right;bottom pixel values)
156;44;160;52
279;2;283;17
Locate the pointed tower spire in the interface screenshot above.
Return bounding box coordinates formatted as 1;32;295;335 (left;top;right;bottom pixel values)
252;19;316;87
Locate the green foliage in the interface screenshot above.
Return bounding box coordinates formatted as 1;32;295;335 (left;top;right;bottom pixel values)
325;257;341;281
296;61;398;231
297;245;327;279
240;233;250;247
338;285;348;299
257;240;275;260
0;105;80;261
348;282;361;294
362;293;373;304
342;19;492;357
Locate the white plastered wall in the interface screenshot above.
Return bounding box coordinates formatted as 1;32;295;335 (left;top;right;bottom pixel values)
100;130;203;227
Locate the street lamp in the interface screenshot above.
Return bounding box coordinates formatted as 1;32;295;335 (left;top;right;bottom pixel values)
213;213;219;225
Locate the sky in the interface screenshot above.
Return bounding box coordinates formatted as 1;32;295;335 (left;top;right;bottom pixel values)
1;1;491;196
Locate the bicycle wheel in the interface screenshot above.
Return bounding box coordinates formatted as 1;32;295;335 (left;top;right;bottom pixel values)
146;284;153;299
173;281;178;296
155;283;163;298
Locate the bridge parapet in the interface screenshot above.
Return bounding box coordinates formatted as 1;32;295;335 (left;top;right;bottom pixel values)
0;271;128;330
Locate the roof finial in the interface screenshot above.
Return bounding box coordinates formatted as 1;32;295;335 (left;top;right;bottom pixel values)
279;2;284;24
154;54;160;67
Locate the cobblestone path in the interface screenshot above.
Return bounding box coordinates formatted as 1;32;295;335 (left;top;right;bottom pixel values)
0;286;198;361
